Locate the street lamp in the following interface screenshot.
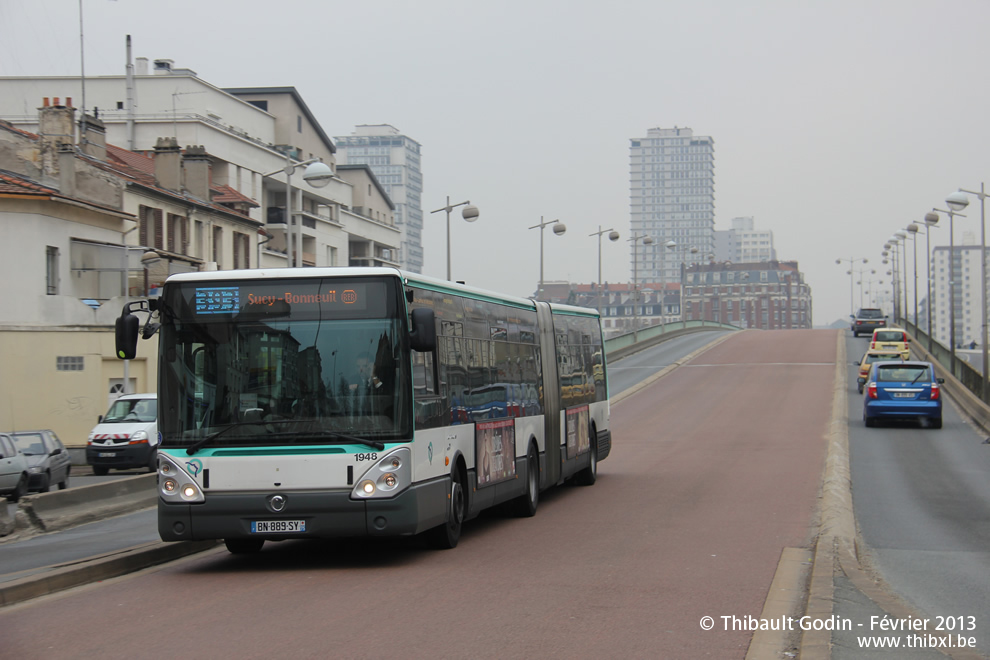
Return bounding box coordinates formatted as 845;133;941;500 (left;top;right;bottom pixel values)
628;233;653;339
895;230;908;325
836;256;869;318
947;187;988;398
931;205;966;364
264;156;334;268
589;226;619;314
922;212;940;352
905;224;919;332
660;239;676;324
529;217;566;300
430;196;480;281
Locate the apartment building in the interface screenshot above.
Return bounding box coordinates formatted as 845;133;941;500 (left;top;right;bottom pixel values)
629;126;715;285
335;125;424;272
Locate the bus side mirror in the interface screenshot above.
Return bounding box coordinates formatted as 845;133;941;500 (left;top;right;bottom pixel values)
409;308;436;352
116;313;140;359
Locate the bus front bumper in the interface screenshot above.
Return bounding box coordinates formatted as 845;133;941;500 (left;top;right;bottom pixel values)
158;478;449;542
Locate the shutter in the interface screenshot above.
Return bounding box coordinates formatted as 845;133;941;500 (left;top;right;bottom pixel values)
139;206;149;245
154;209;164;249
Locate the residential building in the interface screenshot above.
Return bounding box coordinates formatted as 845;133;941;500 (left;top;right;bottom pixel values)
537;281;681;337
335;125;424;272
681;261;813;329
0;62;398;271
0;101;265;450
931;242;988;348
629;126;715;285
714;216;776;263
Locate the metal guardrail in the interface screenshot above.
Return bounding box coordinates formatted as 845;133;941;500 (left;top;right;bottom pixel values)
604;320;740;360
897;317;988;402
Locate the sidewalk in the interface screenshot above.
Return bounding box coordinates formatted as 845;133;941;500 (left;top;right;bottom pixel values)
0;493;217;607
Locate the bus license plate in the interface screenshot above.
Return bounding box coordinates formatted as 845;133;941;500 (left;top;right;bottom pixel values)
251;520;305;533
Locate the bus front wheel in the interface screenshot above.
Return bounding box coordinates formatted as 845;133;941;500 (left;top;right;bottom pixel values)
426;466;465;549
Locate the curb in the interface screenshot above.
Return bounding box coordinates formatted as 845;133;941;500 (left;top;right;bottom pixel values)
0;539;220;608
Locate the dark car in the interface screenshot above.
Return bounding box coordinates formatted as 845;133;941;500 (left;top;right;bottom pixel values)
863;361;944;429
9;430;72;491
850;308;887;337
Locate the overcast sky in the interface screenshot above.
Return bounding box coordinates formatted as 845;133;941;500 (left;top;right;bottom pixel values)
3;0;990;326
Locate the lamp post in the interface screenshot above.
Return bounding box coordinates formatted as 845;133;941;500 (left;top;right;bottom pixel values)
895;230;908;325
589;226;619;314
932;206;966;365
904;224;919;333
264;156;334;268
529;217;566;300
628;233;653;339
430;196;480;281
660;239;675;325
922;212;940;352
836;256;869;318
947;187;988;397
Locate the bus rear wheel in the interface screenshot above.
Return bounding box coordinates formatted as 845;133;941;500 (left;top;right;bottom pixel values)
426;466;465;549
511;443;539;517
575;431;598;486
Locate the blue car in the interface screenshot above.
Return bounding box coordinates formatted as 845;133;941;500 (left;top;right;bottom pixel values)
863;361;944;429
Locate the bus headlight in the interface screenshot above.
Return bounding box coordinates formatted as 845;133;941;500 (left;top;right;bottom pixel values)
158;453;205;503
351;447;411;500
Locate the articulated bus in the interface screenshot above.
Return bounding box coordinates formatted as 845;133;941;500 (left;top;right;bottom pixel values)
115;267;611;552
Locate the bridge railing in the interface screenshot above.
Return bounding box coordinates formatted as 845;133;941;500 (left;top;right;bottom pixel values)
604;320;740;361
898;317;988;402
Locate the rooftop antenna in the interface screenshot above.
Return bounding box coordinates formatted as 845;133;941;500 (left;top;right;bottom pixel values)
78;0;86;145
125;35;135;149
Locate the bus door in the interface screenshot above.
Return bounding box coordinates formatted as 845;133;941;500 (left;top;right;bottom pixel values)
536;302;562;486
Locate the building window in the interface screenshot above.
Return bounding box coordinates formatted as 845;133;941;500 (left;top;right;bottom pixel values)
213;226;223;267
167;214;189;254
46;246;59;294
297;115;302;133
233;232;250;269
56;356;84;371
139;206;164;250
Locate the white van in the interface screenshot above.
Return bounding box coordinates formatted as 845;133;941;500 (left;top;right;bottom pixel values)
86;393;159;475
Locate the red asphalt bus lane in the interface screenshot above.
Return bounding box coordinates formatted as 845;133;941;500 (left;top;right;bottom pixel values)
0;329;838;659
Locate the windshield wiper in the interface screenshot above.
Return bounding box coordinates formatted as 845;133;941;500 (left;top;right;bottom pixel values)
185;419;301;455
324;431;385;451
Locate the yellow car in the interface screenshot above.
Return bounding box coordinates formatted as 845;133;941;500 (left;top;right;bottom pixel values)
870;328;911;361
856;350;904;394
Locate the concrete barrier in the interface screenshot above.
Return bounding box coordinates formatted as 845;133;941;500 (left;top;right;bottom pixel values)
18;473;158;534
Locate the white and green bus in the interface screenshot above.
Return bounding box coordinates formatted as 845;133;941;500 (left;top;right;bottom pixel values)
116;267;611;553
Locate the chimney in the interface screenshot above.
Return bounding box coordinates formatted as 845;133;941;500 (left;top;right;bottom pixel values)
182;145;211;200
136;57;149;75
38;97;76;179
153;59;174;75
153;137;182;192
79;113;107;161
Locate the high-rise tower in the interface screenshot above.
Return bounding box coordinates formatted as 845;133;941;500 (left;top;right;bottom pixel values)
335;125;424;272
629;127;715;284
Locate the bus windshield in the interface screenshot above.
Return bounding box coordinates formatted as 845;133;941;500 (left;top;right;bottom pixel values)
157;276;412;450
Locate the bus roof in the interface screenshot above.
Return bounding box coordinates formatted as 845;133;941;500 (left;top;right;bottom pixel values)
161;267;601;318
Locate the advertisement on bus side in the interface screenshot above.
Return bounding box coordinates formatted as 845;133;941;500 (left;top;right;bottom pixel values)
566;405;590;459
476;419;516;487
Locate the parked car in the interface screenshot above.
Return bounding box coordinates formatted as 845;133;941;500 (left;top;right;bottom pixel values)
850;307;887;337
0;432;30;502
863;361;944;429
9;430;72;492
855;350;904;394
86;393;159;475
870;327;911;360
